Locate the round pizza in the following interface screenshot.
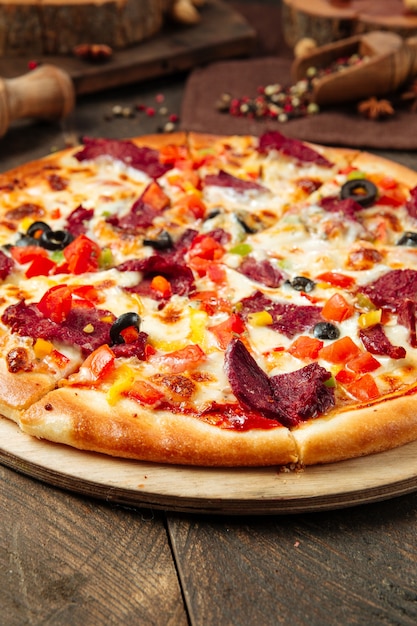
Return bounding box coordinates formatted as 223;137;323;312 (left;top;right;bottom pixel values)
1;130;417;467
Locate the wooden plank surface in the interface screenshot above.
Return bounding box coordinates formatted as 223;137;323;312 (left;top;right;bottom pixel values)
0;464;188;626
0;0;256;95
168;498;417;626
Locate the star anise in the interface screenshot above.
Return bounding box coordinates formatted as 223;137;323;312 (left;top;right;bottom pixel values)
357;97;394;120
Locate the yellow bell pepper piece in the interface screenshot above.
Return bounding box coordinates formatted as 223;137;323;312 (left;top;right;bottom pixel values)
358;309;382;329
34;338;54;358
107;364;135;405
248;310;273;326
189;308;208;345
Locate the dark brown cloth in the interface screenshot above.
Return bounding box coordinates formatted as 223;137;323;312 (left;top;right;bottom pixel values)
180;3;417;150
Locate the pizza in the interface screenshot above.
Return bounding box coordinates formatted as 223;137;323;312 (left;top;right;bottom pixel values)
2;130;417;468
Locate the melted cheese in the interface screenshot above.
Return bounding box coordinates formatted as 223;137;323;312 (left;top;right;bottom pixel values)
1;135;417;425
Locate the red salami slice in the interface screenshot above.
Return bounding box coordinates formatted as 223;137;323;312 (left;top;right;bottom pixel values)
225;338;335;427
75;137;172;179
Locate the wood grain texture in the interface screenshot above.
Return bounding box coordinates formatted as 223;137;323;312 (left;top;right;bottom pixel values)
0;464;187;626
282;0;417;48
0;1;256;96
1;417;417;515
168;498;417;626
0;0;165;56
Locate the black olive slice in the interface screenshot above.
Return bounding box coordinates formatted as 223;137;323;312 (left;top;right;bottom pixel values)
39;229;74;251
340;179;377;207
27;221;52;239
397;231;417;247
110;312;141;345
236;214;257;234
313;322;340;340
206;209;221;220
290;276;316;292
143;230;173;250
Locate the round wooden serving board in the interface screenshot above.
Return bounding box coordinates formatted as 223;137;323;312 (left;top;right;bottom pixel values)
0;416;416;515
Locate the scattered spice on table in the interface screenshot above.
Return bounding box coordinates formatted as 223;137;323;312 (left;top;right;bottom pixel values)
216;52;368;123
104;94;180;133
73;43;113;62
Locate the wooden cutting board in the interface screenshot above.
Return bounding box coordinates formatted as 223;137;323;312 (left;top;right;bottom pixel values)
0;0;256;96
1;416;417;515
283;0;417;49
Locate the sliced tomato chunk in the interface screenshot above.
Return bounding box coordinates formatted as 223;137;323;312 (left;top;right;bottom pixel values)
120;326;140;343
206;263;226;284
321;293;354;322
335;368;357;384
209;313;245;349
177;193;207;219
25;255;56;278
188;235;226;277
127;380;164;406
190;291;232;315
287;335;323;360
49;349;71;369
71;284;100;303
159;144;190;166
10;245;48;264
37;284;73;323
82;344;116;381
346;351;380;374
188;234;225;261
344;373;380;402
316;271;355;289
319;336;361;364
141;181;170;211
152;344;206;373
10;245;56;277
63;234;101;274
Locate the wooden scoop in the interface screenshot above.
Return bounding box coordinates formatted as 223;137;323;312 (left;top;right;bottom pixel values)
291;30;417;106
0;64;75;138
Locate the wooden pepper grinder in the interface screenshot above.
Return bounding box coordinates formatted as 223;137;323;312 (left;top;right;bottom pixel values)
0;64;75;138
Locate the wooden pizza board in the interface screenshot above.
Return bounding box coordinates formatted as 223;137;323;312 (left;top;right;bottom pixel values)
0;0;256;96
283;0;417;49
1;416;417;515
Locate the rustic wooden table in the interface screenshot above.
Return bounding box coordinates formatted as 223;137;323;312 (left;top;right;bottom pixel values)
1;2;417;624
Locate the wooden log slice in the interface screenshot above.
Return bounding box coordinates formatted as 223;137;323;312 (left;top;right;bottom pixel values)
0;0;166;56
282;0;417;49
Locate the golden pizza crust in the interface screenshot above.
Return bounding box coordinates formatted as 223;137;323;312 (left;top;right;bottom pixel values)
19;387;298;467
293;389;417;465
351;150;417;188
131;131;189;149
306;141;360;167
0;360;56;422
